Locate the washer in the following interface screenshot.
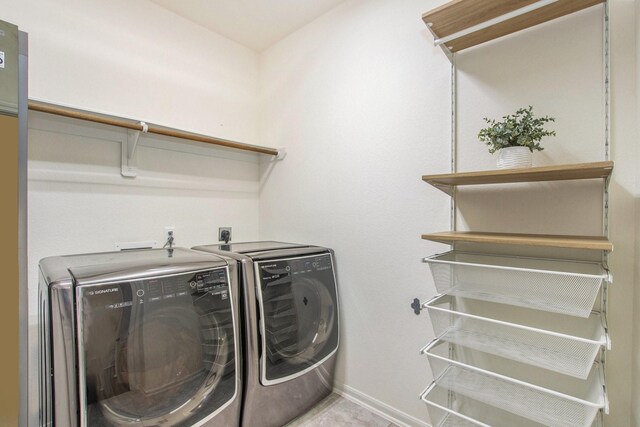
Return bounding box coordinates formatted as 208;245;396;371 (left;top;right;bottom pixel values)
192;242;340;427
38;248;241;426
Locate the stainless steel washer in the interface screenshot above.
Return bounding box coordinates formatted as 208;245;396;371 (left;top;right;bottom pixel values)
192;242;339;427
38;248;242;426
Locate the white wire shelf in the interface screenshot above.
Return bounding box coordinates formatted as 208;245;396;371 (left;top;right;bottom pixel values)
423;340;607;427
424;251;610;318
424;295;609;379
421;383;549;427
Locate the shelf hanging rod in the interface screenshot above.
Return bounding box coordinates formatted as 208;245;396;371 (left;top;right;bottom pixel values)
28;100;281;157
432;0;560;46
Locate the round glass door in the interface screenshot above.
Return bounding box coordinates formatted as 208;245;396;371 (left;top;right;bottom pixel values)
257;254;339;383
79;268;236;426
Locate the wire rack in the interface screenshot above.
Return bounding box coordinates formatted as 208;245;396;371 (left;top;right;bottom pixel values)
424;340;606;427
424;295;607;379
424;251;609;318
422;383;548;427
421;383;604;427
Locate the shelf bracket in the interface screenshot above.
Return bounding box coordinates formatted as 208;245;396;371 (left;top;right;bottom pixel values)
276;148;287;161
424;22;454;62
121;122;148;178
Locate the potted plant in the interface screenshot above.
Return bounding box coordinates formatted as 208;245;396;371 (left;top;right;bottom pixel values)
478;106;556;169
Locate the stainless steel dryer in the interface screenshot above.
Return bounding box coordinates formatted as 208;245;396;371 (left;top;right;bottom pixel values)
192;242;339;427
38;248;241;426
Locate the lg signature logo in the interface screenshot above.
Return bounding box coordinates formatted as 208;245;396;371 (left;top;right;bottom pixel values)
87;288;119;296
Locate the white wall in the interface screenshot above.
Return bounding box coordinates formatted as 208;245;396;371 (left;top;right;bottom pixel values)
27;113;262;321
3;0;638;425
606;1;638;424
259;0;638;425
259;1;450;424
26;113;263;424
0;0;265;424
454;3;638;426
1;0;260;143
455;6;605;240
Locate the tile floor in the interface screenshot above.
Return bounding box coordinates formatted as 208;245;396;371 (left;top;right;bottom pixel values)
286;394;399;427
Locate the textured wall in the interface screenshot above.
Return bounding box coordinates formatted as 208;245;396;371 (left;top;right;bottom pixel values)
1;0;637;425
259;0;638;425
455;3;638;426
0;1;264;424
0;0;260;143
26;113;262;425
258;1;449;424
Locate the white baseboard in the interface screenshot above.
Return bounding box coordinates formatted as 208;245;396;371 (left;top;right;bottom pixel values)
334;384;431;427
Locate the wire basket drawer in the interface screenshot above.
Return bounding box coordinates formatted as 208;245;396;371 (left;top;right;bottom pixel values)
424;251;609;318
424;340;607;427
424;295;608;379
421;383;550;427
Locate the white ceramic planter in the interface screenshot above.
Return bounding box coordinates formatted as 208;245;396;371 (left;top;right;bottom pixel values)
497;146;532;169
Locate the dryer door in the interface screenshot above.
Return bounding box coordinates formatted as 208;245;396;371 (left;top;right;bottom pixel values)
76;268;237;426
256;253;339;385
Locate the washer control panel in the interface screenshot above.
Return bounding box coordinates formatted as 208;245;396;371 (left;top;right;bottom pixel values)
80;268;229;310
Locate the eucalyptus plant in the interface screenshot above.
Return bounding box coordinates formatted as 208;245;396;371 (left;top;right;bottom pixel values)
478;106;556;154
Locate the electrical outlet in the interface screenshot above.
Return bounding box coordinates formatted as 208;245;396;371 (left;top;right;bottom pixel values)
219;227;232;243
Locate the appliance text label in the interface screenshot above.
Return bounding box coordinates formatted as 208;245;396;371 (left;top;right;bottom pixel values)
87;287;119;296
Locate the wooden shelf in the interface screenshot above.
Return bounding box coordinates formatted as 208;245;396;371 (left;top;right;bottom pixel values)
422;231;613;251
28;100;280;156
422;0;604;54
422;161;613;193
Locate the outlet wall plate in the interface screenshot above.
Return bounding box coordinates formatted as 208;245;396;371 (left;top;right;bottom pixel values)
219;227;232;242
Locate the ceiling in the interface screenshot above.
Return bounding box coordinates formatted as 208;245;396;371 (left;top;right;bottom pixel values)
150;0;347;52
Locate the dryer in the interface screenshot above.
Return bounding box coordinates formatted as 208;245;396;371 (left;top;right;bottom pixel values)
192;242;339;427
38;248;241;426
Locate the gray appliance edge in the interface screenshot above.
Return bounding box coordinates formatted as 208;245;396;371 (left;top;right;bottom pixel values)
192;243;339;427
38;250;243;427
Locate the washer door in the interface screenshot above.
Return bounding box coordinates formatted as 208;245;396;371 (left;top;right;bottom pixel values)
77;268;237;426
256;253;339;385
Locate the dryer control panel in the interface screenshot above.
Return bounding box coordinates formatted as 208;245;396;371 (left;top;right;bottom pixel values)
258;253;333;283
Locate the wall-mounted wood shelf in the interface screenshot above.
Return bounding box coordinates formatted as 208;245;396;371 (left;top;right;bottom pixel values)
421;231;613;251
422;161;613;194
422;0;604;55
28;100;280;157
